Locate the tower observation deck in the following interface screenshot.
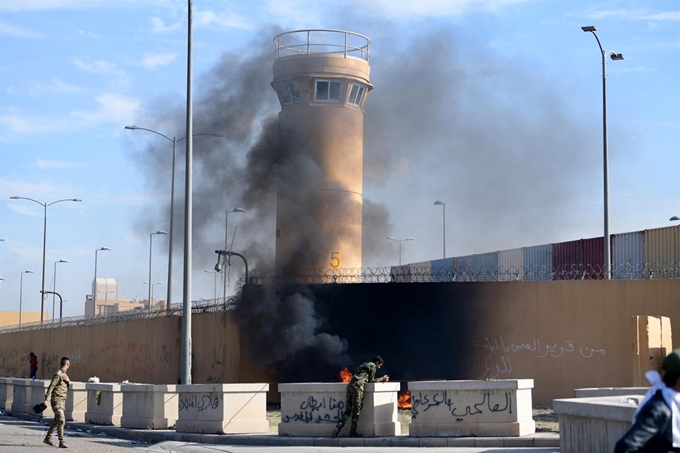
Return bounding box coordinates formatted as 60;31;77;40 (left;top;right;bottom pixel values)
271;30;372;275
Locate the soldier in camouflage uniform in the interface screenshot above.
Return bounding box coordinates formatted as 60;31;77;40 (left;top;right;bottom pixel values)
43;357;71;448
332;355;389;438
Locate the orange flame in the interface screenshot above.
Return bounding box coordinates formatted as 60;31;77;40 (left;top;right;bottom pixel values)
398;390;412;409
339;366;352;383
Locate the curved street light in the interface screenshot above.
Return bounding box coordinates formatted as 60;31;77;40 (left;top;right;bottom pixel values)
93;247;111;315
52;259;68;321
386;236;415;266
433;200;446;259
223;208;246;298
9;196;82;323
125;125;224;311
581;25;624;280
19;269;34;326
148;230;168;307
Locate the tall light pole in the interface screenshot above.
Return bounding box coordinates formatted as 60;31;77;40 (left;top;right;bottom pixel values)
93;247;111;315
223;208;246;299
9;196;81;323
386;236;415;266
433;200;446;259
204;269;217;299
124;126;224;311
19;269;34;326
183;0;194;385
581;25;624;280
52;259;68;322
148;230;168;307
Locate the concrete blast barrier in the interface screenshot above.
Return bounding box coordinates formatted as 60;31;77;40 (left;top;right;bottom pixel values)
278;382;400;437
65;382;87;422
175;383;269;434
120;384;178;429
10;379;32;414
86;383;123;425
408;379;535;437
0;377;14;410
29;380;54;417
554;395;640;453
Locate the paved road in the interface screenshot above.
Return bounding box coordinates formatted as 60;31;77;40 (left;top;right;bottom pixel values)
0;414;559;453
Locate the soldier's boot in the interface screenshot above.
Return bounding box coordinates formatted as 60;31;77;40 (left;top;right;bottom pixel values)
58;427;68;448
349;422;363;437
44;427;55;446
331;421;345;437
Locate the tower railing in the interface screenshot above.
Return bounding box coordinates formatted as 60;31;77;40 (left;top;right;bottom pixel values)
274;29;370;62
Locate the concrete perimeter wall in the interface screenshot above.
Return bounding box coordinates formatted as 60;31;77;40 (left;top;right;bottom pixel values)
0;280;678;405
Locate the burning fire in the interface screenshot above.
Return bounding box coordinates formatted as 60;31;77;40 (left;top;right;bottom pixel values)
339;366;352;383
398;390;412;409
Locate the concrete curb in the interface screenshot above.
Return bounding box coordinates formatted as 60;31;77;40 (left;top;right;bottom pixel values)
3;411;560;448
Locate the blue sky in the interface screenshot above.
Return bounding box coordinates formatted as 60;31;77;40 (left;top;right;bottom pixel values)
0;0;678;318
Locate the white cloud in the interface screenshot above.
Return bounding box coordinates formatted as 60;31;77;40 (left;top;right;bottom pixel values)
27;78;86;96
36;159;87;169
71;94;139;124
72;58;124;77
0;0;141;12
150;17;182;33
194;9;253;30
77;30;101;39
140;52;178;69
585;9;680;21
349;0;534;18
0;20;43;39
0;114;63;133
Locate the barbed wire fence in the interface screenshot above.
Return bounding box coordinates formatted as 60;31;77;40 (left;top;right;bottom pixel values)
1;262;677;334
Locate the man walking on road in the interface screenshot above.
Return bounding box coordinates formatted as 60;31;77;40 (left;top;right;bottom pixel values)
332;355;389;438
43;356;71;448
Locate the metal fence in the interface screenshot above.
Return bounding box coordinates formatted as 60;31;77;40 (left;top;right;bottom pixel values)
247;262;680;285
0;297;238;334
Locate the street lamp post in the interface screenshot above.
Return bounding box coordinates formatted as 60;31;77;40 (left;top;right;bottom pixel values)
9;196;81;323
223;208;246;299
434;200;446;259
19;270;34;326
148;231;168;308
143;281;162;306
581;25;624;280
52;259;68;322
204;270;217;299
125;126;224;311
386;236;415;266
93;247;111;315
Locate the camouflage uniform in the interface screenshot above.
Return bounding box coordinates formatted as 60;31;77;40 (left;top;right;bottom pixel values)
333;361;379;436
44;369;69;448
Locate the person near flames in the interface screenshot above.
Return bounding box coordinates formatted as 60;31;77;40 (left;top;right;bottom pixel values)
614;348;680;452
332;355;389;438
43;356;71;449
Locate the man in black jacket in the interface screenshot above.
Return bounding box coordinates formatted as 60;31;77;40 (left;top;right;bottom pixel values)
615;349;680;452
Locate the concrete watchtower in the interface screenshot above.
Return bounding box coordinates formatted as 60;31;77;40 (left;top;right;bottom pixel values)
271;30;372;274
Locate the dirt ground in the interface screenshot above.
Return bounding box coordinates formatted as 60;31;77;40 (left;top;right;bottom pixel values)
267;405;559;435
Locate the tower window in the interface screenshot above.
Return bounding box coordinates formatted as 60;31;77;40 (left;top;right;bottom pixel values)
281;82;302;105
315;80;341;102
348;84;366;106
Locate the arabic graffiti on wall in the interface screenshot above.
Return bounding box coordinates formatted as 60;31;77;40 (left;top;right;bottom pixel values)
460;336;607;378
281;395;346;424
411;390;513;421
178;394;220;413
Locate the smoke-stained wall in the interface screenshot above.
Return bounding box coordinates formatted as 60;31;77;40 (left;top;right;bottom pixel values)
238;279;680;405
